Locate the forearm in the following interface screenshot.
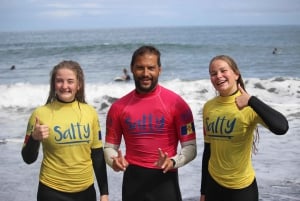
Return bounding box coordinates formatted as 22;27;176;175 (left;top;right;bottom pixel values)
21;135;40;164
172;140;197;168
248;96;289;135
91;148;109;196
200;142;210;195
103;143;119;168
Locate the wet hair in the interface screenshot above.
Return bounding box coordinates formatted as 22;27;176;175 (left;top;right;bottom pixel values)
209;55;259;153
209;55;246;91
46;60;86;104
130;45;161;68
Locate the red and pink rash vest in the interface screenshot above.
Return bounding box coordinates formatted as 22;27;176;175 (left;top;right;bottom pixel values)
105;85;196;169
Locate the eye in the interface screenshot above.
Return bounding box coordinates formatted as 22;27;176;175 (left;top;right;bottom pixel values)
135;66;144;71
55;78;63;83
67;79;75;84
209;71;217;76
148;66;156;71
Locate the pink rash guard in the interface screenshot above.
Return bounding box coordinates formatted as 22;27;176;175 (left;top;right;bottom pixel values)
105;85;196;169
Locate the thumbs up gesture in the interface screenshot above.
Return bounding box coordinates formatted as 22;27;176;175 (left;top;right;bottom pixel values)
32;117;49;141
235;84;251;110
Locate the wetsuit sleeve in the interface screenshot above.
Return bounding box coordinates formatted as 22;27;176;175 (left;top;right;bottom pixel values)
172;93;197;168
104;144;119;167
200;142;210;195
104;101;123;167
172;141;197;168
248;96;289;135
91;147;109;195
21;135;40;164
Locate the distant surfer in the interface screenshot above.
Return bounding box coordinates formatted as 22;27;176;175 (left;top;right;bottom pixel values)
272;48;278;54
122;68;131;81
10;65;15;70
114;68;131;81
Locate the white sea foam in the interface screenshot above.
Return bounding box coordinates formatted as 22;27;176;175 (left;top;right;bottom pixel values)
1;77;299;114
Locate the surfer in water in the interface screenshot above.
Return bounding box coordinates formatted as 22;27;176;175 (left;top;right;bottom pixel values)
114;68;131;82
122;68;131;81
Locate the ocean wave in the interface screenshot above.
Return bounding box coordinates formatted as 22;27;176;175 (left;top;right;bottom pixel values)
1;77;299;114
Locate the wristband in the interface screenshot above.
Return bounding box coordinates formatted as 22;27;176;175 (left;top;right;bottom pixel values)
170;159;176;167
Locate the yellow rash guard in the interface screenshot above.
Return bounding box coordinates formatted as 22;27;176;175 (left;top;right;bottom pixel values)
24;100;102;192
203;91;265;189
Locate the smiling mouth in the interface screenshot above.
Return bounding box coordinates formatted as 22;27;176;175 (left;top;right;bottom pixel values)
140;78;151;84
217;80;227;86
60;91;71;94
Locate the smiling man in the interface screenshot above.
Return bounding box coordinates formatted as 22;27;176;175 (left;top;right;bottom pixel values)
104;45;197;201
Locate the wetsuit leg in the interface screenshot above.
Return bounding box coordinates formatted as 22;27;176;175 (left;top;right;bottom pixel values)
37;182;96;201
122;165;182;201
205;173;258;201
205;173;224;201
228;179;258;201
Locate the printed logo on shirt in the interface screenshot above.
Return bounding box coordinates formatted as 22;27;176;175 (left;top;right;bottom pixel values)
53;122;91;144
205;116;236;139
125;114;165;134
181;122;195;136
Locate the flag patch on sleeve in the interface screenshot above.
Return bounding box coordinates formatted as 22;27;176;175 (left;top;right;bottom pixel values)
181;122;195;136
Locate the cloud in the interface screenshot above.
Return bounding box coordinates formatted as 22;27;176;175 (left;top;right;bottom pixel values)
41;10;80;18
44;2;107;9
212;0;300;13
33;2;106;19
0;0;299;31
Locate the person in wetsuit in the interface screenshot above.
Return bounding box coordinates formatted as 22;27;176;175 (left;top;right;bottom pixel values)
104;45;197;201
200;55;289;201
122;68;131;81
21;60;109;201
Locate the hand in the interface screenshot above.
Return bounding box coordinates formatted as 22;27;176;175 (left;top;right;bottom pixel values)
32;117;49;141
200;195;205;201
154;148;174;173
111;149;128;172
100;194;109;201
235;84;251;110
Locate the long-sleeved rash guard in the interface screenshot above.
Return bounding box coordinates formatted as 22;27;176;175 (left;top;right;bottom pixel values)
200;91;289;193
21;100;109;195
105;85;196;169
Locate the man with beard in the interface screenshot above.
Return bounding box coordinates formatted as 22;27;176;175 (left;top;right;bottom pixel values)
104;45;197;201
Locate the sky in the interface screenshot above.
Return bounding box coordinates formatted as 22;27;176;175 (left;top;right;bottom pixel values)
0;0;300;31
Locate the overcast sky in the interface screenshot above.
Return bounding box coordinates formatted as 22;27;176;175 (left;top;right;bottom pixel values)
1;0;299;31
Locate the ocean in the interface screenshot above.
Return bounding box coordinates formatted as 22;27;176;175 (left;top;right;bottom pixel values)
0;26;299;201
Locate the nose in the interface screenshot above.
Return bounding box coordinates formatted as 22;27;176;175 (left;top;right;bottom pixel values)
62;81;68;88
142;67;150;77
216;71;222;78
